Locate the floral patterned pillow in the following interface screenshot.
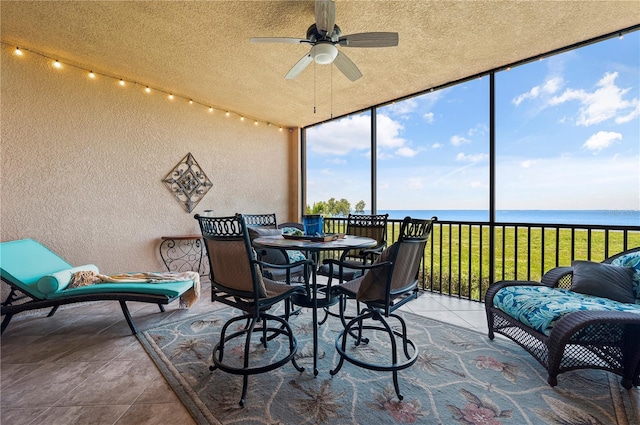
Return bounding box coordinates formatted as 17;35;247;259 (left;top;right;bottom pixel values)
611;251;640;303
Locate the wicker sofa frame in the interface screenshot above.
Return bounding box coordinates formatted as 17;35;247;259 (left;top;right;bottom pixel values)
485;247;640;389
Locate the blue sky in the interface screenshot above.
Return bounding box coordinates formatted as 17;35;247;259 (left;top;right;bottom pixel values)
306;31;639;211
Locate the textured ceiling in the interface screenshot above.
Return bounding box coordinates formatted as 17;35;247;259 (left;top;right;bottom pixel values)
2;1;639;128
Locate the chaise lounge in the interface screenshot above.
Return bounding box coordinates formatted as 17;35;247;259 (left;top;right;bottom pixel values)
486;247;640;389
0;238;199;334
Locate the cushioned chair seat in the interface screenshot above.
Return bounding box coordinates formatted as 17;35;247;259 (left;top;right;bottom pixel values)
493;285;640;336
45;280;194;299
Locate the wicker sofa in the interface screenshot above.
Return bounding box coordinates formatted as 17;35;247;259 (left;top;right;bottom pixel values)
485;247;640;389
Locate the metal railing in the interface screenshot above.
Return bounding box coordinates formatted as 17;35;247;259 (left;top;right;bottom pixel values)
323;217;640;302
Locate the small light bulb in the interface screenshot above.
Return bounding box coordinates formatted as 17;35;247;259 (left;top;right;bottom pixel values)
279;127;283;132
240;116;245;121
119;79;125;86
209;107;213;113
189;99;193;105
254;121;258;125
145;86;151;93
506;67;511;71
168;94;174;100
15;47;23;56
88;71;95;78
225;111;230;117
53;60;62;68
619;33;624;40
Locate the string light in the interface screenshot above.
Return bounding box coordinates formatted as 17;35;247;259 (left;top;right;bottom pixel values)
3;42;288;131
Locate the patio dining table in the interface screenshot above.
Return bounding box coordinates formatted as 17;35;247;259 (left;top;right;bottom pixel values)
253;234;377;375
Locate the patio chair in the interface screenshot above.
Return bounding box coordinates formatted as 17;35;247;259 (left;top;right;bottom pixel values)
0;238;199;335
328;216;436;400
194;213;310;407
317;213;389;282
244;213;308;283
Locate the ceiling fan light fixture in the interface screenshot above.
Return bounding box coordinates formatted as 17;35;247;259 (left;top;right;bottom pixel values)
312;43;338;64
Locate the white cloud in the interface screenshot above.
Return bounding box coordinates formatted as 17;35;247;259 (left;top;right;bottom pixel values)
582;131;622;152
396;146;419;157
467;123;488;137
616;102;640;124
450;135;471;146
377;114;406;150
520;160;536;168
306;114;371;155
320;168;333;175
456;152;489;163
423;112;434;123
328;158;346;165
513;76;564;106
431;143;443;149
385;98;418;116
548;72;636;126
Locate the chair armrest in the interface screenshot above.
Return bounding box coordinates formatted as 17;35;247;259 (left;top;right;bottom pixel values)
485;280;543;305
541;267;574;288
322;258;392;285
254;258;313;270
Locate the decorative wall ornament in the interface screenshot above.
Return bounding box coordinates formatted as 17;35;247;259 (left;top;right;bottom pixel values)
163;153;212;213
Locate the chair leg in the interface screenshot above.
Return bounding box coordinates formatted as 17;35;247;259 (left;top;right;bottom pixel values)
47;305;59;317
331;310;417;401
119;301;138;335
1;314;13;334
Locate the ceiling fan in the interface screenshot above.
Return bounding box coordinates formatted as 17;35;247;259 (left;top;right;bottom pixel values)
250;0;398;82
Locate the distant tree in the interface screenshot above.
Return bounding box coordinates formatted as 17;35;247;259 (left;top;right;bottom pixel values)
306;198;352;216
354;200;366;214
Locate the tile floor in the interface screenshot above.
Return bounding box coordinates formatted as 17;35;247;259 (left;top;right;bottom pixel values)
1;280;637;424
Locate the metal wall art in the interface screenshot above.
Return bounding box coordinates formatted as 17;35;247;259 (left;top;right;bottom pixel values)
163;152;212;213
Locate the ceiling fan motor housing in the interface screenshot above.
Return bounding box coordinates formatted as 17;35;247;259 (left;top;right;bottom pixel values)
312;43;338;64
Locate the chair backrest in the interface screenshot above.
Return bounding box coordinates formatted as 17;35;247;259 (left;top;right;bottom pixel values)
243;213;277;229
389;216;436;293
343;213;389;260
0;239;73;299
356;216;436;305
195;214;265;298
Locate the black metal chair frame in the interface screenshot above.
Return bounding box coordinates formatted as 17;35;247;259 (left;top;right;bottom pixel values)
329;216;436;400
195;213;311;407
244;213;308;284
317;213;389;326
485;246;640;389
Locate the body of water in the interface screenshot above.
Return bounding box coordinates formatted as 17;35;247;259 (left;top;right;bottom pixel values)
371;210;640;226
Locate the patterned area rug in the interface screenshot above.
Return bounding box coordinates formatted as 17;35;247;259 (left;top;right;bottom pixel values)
138;305;637;425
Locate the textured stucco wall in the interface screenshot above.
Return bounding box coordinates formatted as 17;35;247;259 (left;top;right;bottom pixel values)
0;46;294;273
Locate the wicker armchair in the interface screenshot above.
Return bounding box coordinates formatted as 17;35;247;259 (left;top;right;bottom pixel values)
485;247;640;389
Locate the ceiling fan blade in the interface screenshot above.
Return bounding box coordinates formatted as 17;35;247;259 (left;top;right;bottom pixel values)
315;0;336;35
250;37;308;44
339;32;399;48
333;51;362;81
285;53;313;79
